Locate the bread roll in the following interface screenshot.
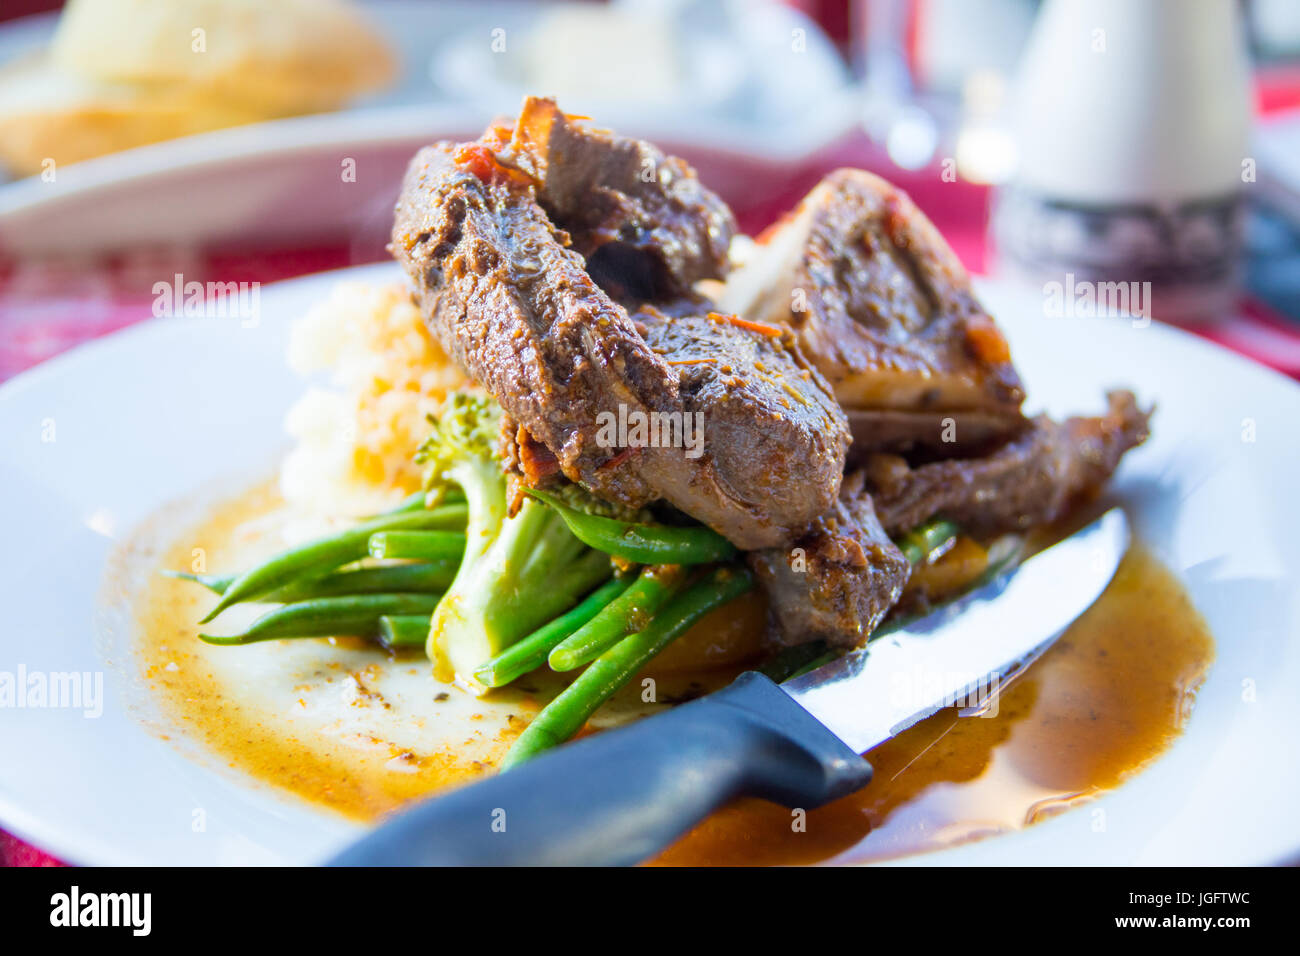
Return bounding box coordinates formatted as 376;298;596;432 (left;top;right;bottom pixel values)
50;0;396;115
0;0;396;175
0;54;266;175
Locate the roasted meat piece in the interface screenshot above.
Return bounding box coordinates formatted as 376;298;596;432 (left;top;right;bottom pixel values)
747;470;911;648
865;391;1151;537
391;115;849;549
717;168;1028;458
392;100;1153;653
635;302;849;539
751;391;1149;649
505;97;736;300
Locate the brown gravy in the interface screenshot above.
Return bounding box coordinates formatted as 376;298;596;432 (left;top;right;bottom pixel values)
134;485;1213;865
651;544;1214;864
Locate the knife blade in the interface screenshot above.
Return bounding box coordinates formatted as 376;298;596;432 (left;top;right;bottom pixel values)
328;508;1129;866
784;507;1130;754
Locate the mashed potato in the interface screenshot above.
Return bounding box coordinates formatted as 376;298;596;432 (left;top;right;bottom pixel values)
280;281;473;518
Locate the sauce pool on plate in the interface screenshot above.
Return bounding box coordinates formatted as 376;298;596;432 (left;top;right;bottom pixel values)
652;545;1214;865
131;484;1213;865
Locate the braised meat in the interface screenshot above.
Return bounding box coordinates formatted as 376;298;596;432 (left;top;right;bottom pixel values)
843;407;1025;461
392;115;849;549
865;391;1151;537
635;302;849;538
505;97;735;300
747;470;911;648
391;100;1153;653
497;412;562;514
716;168;1028;458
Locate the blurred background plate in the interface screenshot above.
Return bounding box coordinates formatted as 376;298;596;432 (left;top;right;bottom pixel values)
0;0;859;257
0;104;479;257
0;103;863;258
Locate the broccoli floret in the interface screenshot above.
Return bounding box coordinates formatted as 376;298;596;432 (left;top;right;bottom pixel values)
416;392;611;694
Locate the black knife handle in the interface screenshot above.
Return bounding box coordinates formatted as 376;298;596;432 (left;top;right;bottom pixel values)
327;671;872;866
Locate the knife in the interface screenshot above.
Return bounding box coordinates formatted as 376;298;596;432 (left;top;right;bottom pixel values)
328;508;1129;866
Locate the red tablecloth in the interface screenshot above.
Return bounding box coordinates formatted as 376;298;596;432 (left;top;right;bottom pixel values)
2;133;1298;868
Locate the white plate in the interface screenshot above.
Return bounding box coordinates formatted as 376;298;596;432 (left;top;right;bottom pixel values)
1;263;1298;866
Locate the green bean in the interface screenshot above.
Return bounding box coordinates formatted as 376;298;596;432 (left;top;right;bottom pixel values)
526;489;735;565
162;569;234;594
200;593;443;645
388;489;467;512
368;530;466;561
502;566;754;768
279;561;457;600
897;519;960;566
166;560;458;600
385;491;429;513
474;576;634;688
199;502;467;622
547;565;686;671
378;615;432;649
